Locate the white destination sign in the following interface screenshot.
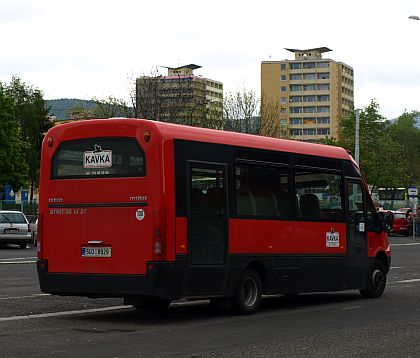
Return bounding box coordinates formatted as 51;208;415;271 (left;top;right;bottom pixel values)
83;145;112;168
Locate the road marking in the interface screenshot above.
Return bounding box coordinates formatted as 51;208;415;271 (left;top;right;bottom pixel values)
391;243;420;247
0;257;36;264
0;305;131;322
0;293;50;300
395;278;420;284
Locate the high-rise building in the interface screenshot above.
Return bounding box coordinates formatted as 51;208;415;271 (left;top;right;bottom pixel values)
136;64;223;124
261;47;354;141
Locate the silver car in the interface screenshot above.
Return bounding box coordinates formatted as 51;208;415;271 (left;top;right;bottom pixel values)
0;210;32;249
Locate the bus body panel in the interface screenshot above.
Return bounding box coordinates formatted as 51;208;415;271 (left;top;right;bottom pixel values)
38;119;169;276
229;219;347;254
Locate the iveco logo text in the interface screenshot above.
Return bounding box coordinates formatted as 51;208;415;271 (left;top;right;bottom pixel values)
49;198;63;203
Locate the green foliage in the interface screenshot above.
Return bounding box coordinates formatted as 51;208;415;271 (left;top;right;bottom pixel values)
5;77;53;191
332;100;417;190
0;84;28;191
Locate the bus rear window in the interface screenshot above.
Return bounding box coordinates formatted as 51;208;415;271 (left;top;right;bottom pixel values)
51;137;146;179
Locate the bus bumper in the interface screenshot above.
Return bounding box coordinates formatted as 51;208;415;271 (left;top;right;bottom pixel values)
37;259;186;300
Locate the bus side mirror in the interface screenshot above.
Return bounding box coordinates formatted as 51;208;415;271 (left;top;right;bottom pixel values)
384;212;394;234
371;212;386;233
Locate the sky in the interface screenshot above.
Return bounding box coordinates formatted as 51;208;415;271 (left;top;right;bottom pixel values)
1;0;420;120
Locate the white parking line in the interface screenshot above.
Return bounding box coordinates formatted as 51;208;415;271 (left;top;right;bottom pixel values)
391;243;420;247
0;293;50;300
394;278;420;284
0;305;131;322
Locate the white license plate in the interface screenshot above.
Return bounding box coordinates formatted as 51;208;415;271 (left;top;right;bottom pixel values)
81;246;112;257
4;228;19;234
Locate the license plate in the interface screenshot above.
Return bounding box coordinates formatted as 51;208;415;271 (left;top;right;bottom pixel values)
81;246;112;258
4;228;19;234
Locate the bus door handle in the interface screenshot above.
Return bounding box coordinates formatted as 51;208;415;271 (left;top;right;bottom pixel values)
88;240;104;245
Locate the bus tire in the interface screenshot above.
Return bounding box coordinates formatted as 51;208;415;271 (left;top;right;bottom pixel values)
231;269;262;315
359;259;386;298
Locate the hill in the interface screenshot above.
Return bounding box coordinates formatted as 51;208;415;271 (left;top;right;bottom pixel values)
45;98;97;120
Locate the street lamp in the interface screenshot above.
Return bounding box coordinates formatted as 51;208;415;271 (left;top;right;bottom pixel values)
408;14;419;238
355;109;361;166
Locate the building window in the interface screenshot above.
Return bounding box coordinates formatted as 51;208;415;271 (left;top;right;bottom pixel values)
290;63;302;69
290;107;302;113
317;95;329;102
291;129;302;136
303;85;316;91
303;106;316;113
317;62;329;68
303;118;316;125
290;96;302;103
281;75;286;81
317;106;330;113
317;84;330;91
317;117;330;124
281;86;286;92
317;73;330;80
303;62;316;69
290;85;302;92
303;95;316;102
281;97;286;104
290;74;301;80
281;108;286;114
317;128;330;135
303;128;316;135
303;73;316;80
291;118;303;125
281;63;286;70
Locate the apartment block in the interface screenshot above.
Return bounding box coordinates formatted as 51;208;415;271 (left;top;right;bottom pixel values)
261;47;354;141
136;64;223;123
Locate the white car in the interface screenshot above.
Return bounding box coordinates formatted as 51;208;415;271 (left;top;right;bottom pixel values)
0;210;32;249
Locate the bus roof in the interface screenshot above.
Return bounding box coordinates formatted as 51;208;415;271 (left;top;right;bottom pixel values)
49;118;352;161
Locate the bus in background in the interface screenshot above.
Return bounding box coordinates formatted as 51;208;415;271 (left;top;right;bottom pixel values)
37;118;391;314
378;187;408;210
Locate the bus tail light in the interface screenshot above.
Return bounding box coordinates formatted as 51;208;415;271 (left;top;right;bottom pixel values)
37;213;43;259
153;210;166;260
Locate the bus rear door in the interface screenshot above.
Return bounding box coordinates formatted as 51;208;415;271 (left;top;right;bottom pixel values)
44;137;152;276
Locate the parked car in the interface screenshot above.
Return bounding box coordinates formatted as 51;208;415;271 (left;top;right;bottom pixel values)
0;210;32;249
28;215;38;246
390;211;410;236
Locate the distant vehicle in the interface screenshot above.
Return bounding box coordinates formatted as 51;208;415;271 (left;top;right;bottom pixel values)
390;211;410;236
0;210;32;249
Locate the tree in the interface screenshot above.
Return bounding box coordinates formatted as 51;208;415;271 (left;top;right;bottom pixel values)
0;84;28;193
5;77;52;199
223;89;287;138
92;96;134;118
388;111;420;186
331;100;409;191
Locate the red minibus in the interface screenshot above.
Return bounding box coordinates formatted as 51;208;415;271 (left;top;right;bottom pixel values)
37;118;391;314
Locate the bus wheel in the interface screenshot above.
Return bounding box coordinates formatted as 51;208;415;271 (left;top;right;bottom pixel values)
231;269;262;315
19;243;27;249
133;299;172;310
359;259;386;298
